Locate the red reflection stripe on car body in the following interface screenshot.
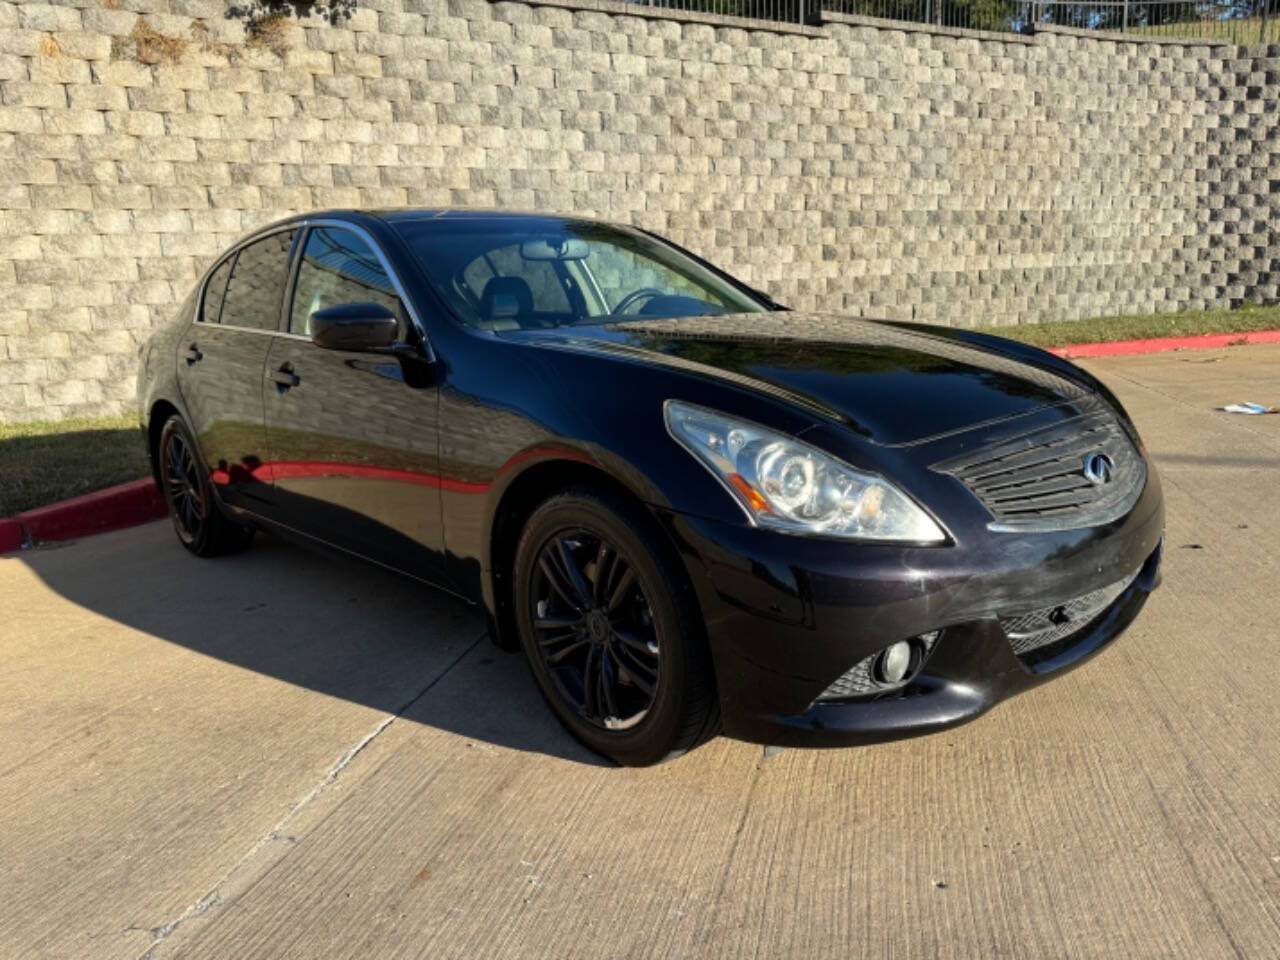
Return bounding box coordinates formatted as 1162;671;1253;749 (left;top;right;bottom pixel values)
206;446;596;496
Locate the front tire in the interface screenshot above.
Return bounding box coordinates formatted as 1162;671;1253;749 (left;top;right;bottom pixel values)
158;415;253;558
513;488;718;766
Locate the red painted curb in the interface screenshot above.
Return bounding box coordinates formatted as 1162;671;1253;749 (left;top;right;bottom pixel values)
1049;328;1280;359
0;518;22;554
1;478;166;554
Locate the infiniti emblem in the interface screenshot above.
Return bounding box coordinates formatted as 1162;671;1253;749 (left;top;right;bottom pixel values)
1082;452;1114;485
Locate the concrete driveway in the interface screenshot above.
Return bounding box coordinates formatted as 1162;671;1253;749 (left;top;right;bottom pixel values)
3;346;1278;959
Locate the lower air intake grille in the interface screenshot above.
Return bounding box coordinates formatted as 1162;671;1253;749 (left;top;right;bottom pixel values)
818;631;941;700
932;409;1145;533
1000;568;1141;658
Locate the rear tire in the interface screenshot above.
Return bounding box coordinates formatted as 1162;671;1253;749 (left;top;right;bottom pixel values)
513;487;718;766
158;415;254;558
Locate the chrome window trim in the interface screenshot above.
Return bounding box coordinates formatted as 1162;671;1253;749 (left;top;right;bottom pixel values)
193;217;435;362
211;324;310;341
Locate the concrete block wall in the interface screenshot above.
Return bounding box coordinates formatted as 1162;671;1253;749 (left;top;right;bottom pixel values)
1200;48;1280;303
0;0;1274;421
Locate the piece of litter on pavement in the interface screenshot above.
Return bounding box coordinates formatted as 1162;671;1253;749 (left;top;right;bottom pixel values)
1218;402;1279;414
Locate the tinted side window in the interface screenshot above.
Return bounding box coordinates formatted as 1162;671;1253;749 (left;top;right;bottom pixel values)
221;230;296;332
289;227;399;336
201;257;233;324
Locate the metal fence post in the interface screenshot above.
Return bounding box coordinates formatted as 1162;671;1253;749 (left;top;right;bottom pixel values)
1262;0;1270;44
1122;0;1129;32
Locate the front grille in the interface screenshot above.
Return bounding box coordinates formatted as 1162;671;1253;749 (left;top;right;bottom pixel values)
932;409;1145;533
1000;567;1140;658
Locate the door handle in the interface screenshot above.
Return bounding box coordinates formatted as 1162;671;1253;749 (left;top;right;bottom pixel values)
269;362;300;390
184;344;202;365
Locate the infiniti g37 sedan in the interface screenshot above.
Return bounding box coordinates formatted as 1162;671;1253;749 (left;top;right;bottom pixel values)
137;209;1164;765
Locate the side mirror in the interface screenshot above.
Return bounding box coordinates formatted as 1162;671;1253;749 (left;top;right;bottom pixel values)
310;302;399;352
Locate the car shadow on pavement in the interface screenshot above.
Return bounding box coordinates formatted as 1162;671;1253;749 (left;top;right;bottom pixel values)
17;521;609;767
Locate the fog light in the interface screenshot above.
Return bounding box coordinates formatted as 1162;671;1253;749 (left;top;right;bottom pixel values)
875;640;913;685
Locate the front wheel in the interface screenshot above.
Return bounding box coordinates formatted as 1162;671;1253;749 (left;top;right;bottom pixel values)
158;415;253;557
513;488;718;766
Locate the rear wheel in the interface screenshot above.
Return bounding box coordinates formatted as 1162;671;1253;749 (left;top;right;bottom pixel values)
513;488;718;766
158;415;253;557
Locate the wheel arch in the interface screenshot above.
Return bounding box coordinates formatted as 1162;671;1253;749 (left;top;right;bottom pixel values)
146;398;182;487
482;455;672;652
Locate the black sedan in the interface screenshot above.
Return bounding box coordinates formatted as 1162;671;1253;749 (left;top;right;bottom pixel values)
137;209;1164;765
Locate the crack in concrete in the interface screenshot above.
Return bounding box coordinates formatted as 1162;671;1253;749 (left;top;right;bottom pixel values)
137;631;486;960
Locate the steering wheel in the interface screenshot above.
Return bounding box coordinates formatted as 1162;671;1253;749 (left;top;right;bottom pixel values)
612;287;665;316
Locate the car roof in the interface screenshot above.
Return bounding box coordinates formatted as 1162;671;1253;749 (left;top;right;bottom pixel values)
265;207;620;227
240;208;628;246
369;208;620;228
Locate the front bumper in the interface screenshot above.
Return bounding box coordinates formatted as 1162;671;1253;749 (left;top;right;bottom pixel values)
657;465;1164;748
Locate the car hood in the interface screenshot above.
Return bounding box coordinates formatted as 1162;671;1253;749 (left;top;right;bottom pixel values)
500;312;1090;446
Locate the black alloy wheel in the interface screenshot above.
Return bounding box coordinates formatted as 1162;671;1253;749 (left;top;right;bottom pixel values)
157;415;254;558
530;529;662;731
514;488;718;766
161;424;205;545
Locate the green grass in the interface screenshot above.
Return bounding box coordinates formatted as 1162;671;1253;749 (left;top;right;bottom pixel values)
1127;15;1280;43
0;415;149;518
974;304;1280;349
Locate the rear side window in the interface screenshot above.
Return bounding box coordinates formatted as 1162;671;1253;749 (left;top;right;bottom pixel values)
201;257;233;324
220;230;296;332
289;227;399;336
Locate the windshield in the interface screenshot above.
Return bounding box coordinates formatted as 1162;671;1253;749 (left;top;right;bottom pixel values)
391;217;771;331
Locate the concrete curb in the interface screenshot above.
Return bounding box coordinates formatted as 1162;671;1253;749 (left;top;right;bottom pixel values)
0;478;166;555
1049;328;1280;359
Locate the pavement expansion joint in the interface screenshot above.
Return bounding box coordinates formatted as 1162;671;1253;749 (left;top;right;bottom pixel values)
136;630;487;959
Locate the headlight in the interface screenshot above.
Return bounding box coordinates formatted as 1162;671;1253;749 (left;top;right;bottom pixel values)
664;400;946;543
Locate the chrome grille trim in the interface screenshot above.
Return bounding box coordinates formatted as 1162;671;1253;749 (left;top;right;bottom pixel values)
1001;567;1141;657
932;410;1145;532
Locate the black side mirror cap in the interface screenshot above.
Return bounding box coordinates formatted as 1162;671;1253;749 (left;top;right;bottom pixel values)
309;302;399;352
